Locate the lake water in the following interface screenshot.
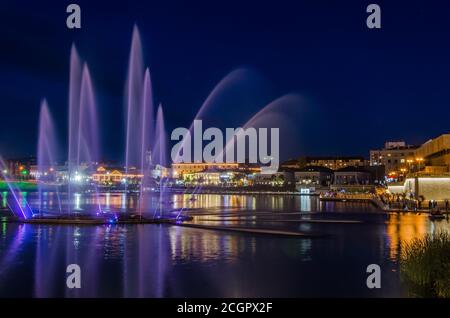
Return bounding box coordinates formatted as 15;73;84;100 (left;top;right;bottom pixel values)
0;193;448;297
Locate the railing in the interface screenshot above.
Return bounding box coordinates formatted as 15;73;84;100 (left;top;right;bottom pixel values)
320;192;374;200
406;172;450;178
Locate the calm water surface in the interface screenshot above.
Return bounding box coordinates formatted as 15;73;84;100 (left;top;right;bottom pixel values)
0;193;448;297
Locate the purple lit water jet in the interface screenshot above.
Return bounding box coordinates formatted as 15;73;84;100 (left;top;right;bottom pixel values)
124;25;168;217
37;99;61;214
1;24;305;223
77;64;100;167
152;104;167;218
137;68;155;214
174;68;268;163
0;157;32;219
125;25;145;174
67;45;82;214
219;93;304;164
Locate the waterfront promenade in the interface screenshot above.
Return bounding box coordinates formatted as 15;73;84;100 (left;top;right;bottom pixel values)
320;192;450;215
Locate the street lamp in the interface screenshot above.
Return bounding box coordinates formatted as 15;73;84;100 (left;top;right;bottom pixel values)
416;158;424;173
406;159;413;172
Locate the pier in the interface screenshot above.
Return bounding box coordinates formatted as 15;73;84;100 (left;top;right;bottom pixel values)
320;193;450;215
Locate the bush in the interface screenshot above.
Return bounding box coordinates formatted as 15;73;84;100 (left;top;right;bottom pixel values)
400;232;450;298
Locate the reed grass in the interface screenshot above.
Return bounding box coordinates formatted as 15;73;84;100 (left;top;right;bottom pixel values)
400;232;450;297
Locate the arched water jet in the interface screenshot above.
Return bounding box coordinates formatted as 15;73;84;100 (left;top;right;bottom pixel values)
218;93;305;166
171;68;270;210
174;68;269;163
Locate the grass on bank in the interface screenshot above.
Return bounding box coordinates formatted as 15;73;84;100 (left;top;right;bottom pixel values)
400;232;450;298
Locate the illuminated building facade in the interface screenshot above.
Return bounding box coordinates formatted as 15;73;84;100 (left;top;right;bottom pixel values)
4;156;36;180
386;134;450;201
92;166;143;184
253;171;295;187
294;166;333;186
415;133;450;174
171;163;239;178
291;156;367;170
333;166;371;185
183;170;248;186
370;141;418;175
171;162;260;179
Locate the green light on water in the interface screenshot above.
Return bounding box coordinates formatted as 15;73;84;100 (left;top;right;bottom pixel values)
1;191;6;208
21;192;27;208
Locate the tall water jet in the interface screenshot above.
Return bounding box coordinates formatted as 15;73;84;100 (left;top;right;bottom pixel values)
76;63;101;213
141;68;155;172
125;25;145;176
67;45;82;214
37;99;61;214
153;105;167;167
152;104;167;218
77;64;100;167
137;68;155;214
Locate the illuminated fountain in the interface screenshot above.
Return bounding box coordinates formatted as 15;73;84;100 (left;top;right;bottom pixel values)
37;99;61;215
0;25;166;222
151;104;167;218
0;24;303;224
65;44;102;216
124;27;155;215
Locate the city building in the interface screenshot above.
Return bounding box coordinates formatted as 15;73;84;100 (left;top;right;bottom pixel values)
294;165;333;194
30;164;68;183
294;166;333;187
183;169;248;186
333;166;371;186
172;163;239;178
253;171;295;188
280;159;301;170
296;156;367;170
92;166;143;185
415;133;450;174
171;162;260;178
4;156;36;180
385;133;450;201
403;176;450;201
369;141;418;175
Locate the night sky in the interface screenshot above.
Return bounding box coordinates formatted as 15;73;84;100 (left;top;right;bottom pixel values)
1;0;450;162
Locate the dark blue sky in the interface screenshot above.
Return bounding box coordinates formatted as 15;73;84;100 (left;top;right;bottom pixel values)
1;0;450;162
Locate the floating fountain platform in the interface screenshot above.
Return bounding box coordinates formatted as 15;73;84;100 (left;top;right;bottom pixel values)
0;209;192;225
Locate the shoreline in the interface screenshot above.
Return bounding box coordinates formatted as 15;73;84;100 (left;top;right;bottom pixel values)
320;196;450;215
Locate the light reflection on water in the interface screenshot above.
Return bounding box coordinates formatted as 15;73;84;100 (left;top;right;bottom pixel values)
385;213;449;261
12;192;334;212
0;193;449;297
